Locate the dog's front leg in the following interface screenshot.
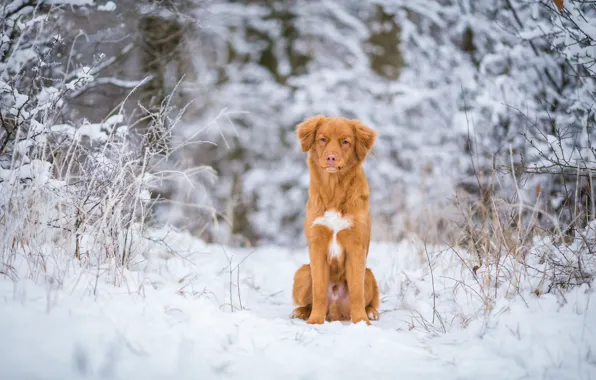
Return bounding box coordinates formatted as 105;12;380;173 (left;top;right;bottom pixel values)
338;229;370;325
307;226;331;324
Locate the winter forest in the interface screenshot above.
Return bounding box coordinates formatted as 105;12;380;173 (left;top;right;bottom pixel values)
1;0;595;378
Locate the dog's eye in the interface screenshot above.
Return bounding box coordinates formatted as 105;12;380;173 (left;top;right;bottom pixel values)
320;137;327;143
342;140;349;145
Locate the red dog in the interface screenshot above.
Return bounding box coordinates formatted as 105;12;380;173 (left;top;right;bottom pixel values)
290;115;380;325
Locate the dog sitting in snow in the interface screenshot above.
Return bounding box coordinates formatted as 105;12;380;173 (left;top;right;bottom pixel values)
290;115;380;325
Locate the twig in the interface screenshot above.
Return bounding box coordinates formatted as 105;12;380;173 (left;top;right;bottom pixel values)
423;243;437;324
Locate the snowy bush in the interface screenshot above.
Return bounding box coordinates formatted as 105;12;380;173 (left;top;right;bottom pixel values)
442;0;596;290
0;0;215;282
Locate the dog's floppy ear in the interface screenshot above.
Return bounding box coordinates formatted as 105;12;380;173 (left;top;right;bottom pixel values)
352;120;376;161
297;115;325;152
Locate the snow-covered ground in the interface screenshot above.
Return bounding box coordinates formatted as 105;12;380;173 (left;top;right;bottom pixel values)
0;228;594;380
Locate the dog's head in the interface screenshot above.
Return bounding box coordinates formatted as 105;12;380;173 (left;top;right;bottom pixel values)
296;115;376;174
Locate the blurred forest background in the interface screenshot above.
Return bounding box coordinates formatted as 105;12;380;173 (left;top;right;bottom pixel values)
1;0;594;251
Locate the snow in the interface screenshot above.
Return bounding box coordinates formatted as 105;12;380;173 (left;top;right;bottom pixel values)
97;1;116;12
0;228;594;379
0;159;52;185
45;0;94;5
73;115;125;144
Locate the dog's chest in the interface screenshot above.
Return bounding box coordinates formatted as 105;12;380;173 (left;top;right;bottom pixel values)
312;211;352;260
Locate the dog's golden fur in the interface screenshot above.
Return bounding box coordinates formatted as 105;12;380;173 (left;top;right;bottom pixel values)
290;115;380;325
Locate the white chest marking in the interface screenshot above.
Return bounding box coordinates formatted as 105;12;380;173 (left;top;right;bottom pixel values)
312;211;353;260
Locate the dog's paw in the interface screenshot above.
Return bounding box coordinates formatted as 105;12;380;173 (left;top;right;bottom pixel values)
306;315;326;325
351;313;371;325
290;306;311;320
366;307;379;321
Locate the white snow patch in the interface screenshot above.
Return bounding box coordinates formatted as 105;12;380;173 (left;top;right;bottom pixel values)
97;1;116;11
